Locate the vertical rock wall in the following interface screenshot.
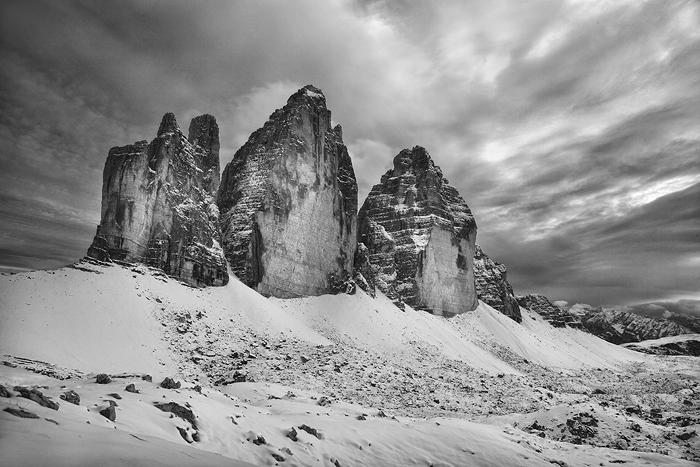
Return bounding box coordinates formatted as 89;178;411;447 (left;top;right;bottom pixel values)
87;113;228;287
473;245;522;322
217;85;358;298
357;146;478;315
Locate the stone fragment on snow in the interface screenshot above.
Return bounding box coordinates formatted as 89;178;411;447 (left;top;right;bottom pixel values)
60;389;80;405
4;407;40;419
99;405;116;421
13;386;59;410
154;401;197;430
95;373;112;384
160;377;181;389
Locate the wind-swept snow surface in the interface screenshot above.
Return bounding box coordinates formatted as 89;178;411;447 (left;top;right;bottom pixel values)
1;365;695;467
1;261;699;465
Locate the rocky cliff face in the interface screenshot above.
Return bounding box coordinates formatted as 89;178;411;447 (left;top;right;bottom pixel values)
473;245;521;322
357;146;478;315
516;294;583;328
87;113;228;287
576;308;691;344
217;85;357;298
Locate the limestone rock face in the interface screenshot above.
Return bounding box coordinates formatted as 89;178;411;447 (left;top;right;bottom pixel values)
473;245;521;322
357;146;478;315
87;113;228;287
516;294;583;328
217;85;358;298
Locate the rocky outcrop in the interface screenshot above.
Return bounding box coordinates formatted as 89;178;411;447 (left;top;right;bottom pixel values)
576;308;691;344
357;146;478;316
353;242;376;298
217;85;357;298
516;294;583;328
87;113;228;287
473;245;521;322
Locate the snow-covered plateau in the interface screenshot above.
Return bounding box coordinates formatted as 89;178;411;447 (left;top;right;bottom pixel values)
1;259;698;466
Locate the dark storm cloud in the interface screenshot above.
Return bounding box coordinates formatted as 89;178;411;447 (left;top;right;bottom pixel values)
483;181;700;306
0;0;698;312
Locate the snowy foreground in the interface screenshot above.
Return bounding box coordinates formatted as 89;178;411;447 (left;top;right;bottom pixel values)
1;260;698;466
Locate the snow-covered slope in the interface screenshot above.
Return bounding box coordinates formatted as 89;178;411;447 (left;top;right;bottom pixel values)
2;364;694;467
1;261;698;465
0;260;330;377
0;259;643;377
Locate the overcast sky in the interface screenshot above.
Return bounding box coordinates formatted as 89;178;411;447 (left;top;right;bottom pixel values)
1;0;698;314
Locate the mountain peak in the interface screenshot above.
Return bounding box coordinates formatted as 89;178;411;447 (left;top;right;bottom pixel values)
287;85;326;106
157;112;179;136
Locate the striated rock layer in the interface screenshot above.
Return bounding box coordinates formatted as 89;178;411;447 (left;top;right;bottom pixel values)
516;294;583;328
217;85;357;298
473;245;521;322
358;146;478;315
87;113;228;287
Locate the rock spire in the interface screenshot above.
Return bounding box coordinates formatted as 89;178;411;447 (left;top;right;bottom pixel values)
217;85;358;298
357;146;478;315
87;113;228;286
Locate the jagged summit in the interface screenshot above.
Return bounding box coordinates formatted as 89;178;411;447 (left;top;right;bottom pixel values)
473;245;521;322
188;114;221;193
217;85;357;298
358;146;478;315
87;112;227;287
288;84;326;103
157;112;179;135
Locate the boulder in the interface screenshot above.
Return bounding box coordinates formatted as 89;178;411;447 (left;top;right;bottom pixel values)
154;401;197;429
99;405;116;421
60;390;80;405
160;377;181;389
95;373;111;384
13;386;59;410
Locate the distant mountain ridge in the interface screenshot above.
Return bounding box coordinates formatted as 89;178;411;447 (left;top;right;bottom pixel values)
622;334;700;356
574;307;700;345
